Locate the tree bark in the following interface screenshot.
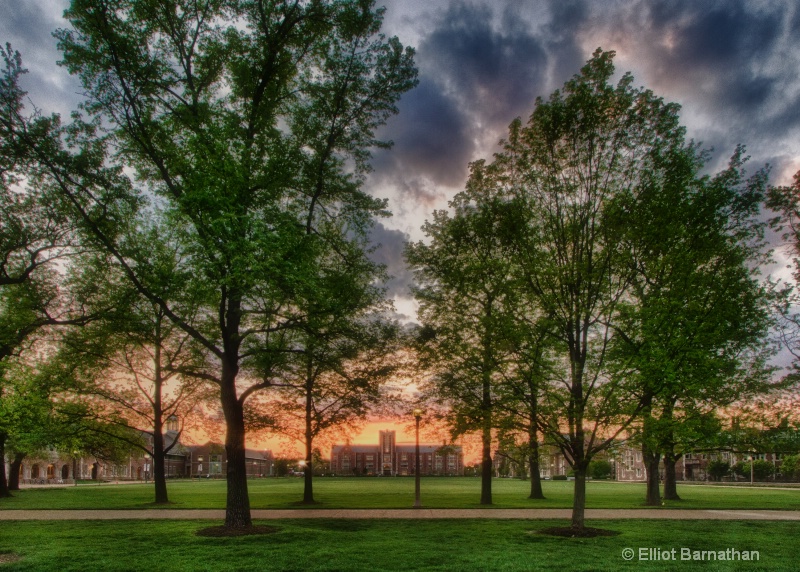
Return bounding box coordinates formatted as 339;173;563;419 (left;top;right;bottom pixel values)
643;437;662;506
221;360;251;528
152;316;169;504
152;424;168;504
302;378;315;504
0;433;10;498
480;422;493;505
8;452;24;490
570;466;587;529
480;319;493;505
663;453;681;500
527;389;544;499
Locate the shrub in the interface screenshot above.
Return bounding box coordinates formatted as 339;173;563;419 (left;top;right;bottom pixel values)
552;475;568;481
733;459;775;481
588;459;613;480
780;455;800;481
707;460;730;482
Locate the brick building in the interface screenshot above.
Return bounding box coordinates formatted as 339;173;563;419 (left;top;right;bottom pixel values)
330;430;464;476
186;442;274;478
9;433;273;484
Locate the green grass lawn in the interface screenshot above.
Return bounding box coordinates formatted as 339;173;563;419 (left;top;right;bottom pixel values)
2;477;799;510
0;519;796;571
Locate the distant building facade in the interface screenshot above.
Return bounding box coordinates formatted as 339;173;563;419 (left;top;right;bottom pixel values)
7;433;273;484
330;430;464;476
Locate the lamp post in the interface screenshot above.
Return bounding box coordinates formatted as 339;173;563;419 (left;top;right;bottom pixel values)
413;408;423;508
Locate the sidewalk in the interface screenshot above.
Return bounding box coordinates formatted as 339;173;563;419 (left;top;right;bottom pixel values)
2;508;799;520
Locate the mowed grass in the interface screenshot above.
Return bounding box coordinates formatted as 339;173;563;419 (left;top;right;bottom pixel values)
2;477;800;510
0;519;796;571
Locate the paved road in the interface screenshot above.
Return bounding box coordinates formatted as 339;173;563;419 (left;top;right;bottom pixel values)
2;508;799;520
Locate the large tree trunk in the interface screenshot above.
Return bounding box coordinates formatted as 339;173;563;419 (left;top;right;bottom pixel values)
221;360;251;528
663;453;681;500
8;452;24;491
0;433;10;498
152;424;168;504
527;388;544;499
528;428;544;499
643;442;662;506
302;378;315;504
570;465;587;529
641;397;661;506
480;325;493;505
152;318;169;504
480;422;493;505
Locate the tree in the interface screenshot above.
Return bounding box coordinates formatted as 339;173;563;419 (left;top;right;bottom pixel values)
1;355;144;491
265;315;400;503
768;171;800;382
54;244;212;504
781;454;799;481
406;163;518;505
495;49;702;530
257;186;402;503
493;316;554;499
615;143;773;504
0;44;88;497
16;0;418;529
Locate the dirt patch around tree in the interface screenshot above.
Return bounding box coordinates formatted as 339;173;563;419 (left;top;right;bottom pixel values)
195;525;280;537
538;526;621;538
0;552;22;565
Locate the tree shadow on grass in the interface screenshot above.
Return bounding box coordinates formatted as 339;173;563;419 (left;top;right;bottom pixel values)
196;525;280;537
538;526;621;538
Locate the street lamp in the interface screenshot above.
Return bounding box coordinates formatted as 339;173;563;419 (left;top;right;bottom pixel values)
413;408;423;508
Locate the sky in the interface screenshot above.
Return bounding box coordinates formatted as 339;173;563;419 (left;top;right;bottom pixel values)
3;0;799;319
3;1;800;455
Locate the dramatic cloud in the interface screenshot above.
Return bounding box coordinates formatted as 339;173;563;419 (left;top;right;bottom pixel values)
3;0;79;118
367;222;414;300
418;1;549;127
584;0;800;175
2;0;799;325
373;79;474;188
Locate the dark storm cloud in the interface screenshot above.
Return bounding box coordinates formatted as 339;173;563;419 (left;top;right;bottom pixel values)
373;79;474;188
635;0;792;119
541;0;591;86
419;1;549;127
367;222;414;299
1;0;79;118
373;0;556;199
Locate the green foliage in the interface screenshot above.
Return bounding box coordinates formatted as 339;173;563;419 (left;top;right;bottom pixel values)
23;0;418;524
707;460;731;482
733;460;776;481
273;458;295;478
780;454;800;481
588;460;613;480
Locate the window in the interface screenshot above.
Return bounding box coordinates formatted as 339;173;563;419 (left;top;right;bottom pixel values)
210;455;222;474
